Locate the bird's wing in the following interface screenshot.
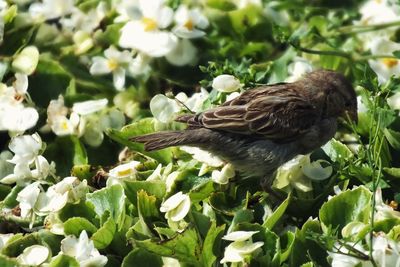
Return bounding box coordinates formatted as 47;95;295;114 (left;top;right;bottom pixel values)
194;84;321;141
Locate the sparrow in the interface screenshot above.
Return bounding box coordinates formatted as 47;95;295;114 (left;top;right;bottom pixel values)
131;70;357;188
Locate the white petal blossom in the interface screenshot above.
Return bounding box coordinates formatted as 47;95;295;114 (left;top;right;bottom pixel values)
172;5;209;39
160;191;191;222
60;231;108;267
17;245;50;266
11;46;39;75
211;163;235;185
119;0;177;57
90;46;134;90
367;38;400;84
72;98;108;116
212;74;242;93
220;231;264;264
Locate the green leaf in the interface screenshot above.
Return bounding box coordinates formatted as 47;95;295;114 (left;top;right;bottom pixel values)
1;233;40;257
64;217;98;236
44;136;88;177
289;219;327;266
263;194;290;230
280;231;296;263
206;0;237;11
319;186;372;233
48;254;79;267
124;180;166;206
106;118;174;164
201;222;225;267
91;214;116;249
388;225;400;241
71;164;97;181
384;167;400;179
28;55;72;107
86;184;126;228
121;248;163;267
71;136;88;165
2;185;23;208
227;209;254;233
136;227;201;265
38;230;64;256
384;128;400;150
322;138;353;163
0;184;11;201
0;255;18;267
393;50;400;58
59;201;97;223
137;190;161;236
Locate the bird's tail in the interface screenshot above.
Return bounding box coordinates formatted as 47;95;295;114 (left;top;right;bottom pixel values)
131;131;191;151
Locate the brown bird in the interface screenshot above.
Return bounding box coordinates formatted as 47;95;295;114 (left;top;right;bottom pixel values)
131;70;357;188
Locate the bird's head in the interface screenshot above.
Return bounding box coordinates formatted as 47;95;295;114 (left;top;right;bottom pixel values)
305;70;358;123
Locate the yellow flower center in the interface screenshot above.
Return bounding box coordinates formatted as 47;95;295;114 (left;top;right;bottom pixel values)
375;0;382;3
107;58;119;71
184;19;194;30
61;121;69;130
117;168;133;177
382;58;398;68
142;17;158;32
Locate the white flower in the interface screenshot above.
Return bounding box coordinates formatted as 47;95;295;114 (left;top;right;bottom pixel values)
367;38;400;84
0;233;14;250
236;0;262;8
17;245;49;266
0;105;39;133
11;46;39;75
8;133;42;166
150;89;209;123
114;0;141;22
387;92;400;110
166;39;198;66
73;31;94;55
374;188;400;221
16;181;41;219
274;154;332;192
90;46;134;90
160;191;191;222
359;0;400;26
29;0;75;20
212;74;242;93
36;177;87;215
128;53;151;76
372;234;400;267
302;159;332;181
285;57;313;82
107;160;141;186
45;213;65;235
220;231;264;264
150;94;181;123
172;5;209;39
274;155;312;192
60;231;108;267
72;98;108;116
119;0;177;57
43;95;76;136
330;234;400;267
211;163;235;185
180;146;224;167
61;2;107;33
329;242;367;267
0;74;39;133
162;257;181;267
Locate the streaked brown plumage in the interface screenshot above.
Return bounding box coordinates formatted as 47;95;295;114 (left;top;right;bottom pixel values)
132;70;357;186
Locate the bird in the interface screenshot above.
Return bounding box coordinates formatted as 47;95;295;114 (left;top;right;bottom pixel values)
131;70;357;189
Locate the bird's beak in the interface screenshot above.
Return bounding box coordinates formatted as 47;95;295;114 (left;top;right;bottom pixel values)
344;109;358;124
